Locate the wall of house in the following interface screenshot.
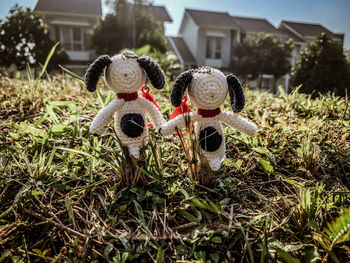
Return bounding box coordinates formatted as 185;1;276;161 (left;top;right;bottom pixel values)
181;13;199;63
41;14;99;63
196;28;206;66
196;28;232;68
220;29;232;68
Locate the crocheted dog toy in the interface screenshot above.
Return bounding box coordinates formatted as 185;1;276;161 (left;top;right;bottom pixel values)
160;67;257;171
85;51;166;159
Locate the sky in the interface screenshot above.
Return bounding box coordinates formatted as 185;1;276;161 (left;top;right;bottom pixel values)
1;0;350;49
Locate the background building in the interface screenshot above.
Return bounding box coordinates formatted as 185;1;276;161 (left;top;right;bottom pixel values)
169;9;345;92
34;0;102;74
34;0;172;74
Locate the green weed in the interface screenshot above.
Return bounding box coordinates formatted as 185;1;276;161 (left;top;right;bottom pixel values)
0;65;349;261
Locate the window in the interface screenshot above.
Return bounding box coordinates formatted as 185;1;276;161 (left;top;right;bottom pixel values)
54;26;60;42
54;26;84;51
61;27;72;50
206;37;222;59
72;28;83;51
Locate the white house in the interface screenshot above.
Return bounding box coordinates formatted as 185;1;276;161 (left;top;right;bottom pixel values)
34;0;172;74
169;9;345;92
34;0;102;74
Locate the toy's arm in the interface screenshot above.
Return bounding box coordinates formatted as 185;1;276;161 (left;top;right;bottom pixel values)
138;97;165;130
217;112;257;136
90;98;124;135
160;113;202;136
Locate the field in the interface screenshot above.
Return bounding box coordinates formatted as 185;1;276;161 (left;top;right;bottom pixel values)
0;71;349;262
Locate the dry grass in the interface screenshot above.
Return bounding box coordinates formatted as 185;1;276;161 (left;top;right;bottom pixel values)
0;72;349;262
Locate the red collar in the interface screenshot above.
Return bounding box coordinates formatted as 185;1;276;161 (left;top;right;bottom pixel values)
117;92;138;101
197;107;221;118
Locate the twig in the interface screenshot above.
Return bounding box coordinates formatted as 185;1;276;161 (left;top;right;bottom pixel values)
0;183;10;200
18;248;55;262
23;208;104;246
341;88;348;121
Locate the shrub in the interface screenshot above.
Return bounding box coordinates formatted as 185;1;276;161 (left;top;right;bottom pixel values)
291;33;350;96
0;5;68;72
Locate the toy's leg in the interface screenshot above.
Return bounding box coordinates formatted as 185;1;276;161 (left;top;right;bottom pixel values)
128;145;140;159
208;157;222;171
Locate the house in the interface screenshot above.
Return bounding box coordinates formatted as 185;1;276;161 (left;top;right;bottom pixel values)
34;0;102;74
279;20;344;45
120;3;172;35
279;20;344;66
169;8;345;92
170;9;239;69
149;5;173;34
34;0;172;74
278;21;345;90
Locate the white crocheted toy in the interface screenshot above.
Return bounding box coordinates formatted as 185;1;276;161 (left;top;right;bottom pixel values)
160;67;257;171
85;51;166;159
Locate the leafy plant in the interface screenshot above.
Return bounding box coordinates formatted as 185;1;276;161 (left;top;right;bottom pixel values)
172;114;214;185
90;0;168;55
314;209;350;263
1;60;350;261
291;33;350;96
124;45;181;80
231;33;293;91
0;5;68;72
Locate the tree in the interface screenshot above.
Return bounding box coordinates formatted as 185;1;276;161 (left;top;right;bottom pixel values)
291;33;350;96
123;45;180;79
231;33;293;90
0;5;68;71
90;0;167;55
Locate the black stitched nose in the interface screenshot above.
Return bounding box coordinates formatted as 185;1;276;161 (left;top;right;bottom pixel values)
120;113;145;138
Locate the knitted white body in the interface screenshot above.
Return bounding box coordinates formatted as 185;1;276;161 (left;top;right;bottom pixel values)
90;96;164;159
162;68;257;171
161;112;257;171
195;116;225;171
88;53;166;159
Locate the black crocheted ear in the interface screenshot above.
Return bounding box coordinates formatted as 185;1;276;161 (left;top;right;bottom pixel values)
170;70;193;107
226;74;245;113
85;55;112;92
137;56;165;90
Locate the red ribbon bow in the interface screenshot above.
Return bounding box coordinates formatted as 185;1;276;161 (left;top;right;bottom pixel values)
169;95;193;136
142;86;161;127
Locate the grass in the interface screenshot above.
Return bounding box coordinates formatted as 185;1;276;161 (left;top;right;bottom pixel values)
0;69;349;262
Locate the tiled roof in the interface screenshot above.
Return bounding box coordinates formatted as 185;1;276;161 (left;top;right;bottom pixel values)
151;5;172;22
232;16;279;34
186;9;239;28
278;28;305;43
168;37;196;65
34;0;102;16
282;20;344;40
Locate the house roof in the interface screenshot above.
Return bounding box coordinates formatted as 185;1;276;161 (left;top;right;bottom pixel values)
232;16;280;34
121;3;172;23
281;20;344;41
278;28;305;43
185;9;239;29
34;0;102;16
168;37;196;65
150;5;172;23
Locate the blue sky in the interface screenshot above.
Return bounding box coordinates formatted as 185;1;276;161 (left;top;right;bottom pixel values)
1;0;350;49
